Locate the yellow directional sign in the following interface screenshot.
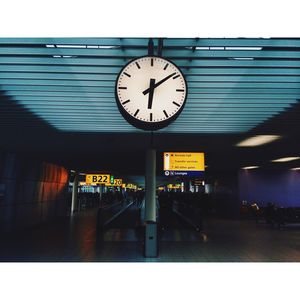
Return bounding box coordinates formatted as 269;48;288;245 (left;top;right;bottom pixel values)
105;179;123;187
167;184;181;189
113;179;123;186
126;183;137;189
86;174;110;184
164;152;205;172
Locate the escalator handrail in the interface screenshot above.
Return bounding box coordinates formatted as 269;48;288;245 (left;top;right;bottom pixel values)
103;201;134;227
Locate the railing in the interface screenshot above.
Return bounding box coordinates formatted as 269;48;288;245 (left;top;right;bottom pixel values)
97;199;134;238
173;200;203;231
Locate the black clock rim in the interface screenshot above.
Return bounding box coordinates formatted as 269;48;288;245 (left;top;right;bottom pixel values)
115;55;188;131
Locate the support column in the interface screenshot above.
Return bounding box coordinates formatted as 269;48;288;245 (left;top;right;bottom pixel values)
145;148;156;222
71;171;79;214
144;148;158;257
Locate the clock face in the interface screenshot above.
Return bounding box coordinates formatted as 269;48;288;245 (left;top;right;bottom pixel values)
115;56;187;130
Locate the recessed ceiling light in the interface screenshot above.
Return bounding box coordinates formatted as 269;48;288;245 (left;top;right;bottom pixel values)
291;167;300;170
236;135;281;147
272;157;300;162
242;166;259;170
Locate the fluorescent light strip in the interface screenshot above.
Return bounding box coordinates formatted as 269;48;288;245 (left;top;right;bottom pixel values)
242;166;259;170
98;45;118;49
271;157;300;162
291;167;300;170
47;44;118;49
56;44;86;48
225;47;262;50
210;47;224;50
188;46;262;51
231;58;254;60
236;135;281;147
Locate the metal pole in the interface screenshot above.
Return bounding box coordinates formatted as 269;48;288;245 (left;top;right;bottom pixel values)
145;148;156;221
71;171;79;214
144;148;158;257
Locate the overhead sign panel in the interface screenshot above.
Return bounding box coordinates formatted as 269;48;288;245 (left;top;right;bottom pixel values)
105;179;123;187
86;174;110;185
163;152;205;176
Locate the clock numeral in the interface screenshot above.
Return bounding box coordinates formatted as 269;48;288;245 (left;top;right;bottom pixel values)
124;72;131;77
134;109;140;117
150;113;153;121
173;74;180;80
163;110;169;118
151;58;153;67
119;87;127;90
163;63;169;70
176;89;184;92
173;101;181;107
135;62;141;69
122;99;130;105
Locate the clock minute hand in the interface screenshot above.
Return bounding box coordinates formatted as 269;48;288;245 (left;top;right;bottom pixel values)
143;72;176;95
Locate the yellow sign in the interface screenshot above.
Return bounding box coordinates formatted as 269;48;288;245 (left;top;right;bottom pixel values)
164;152;205;171
105;179;123;187
86;174;110;184
126;183;137;189
167;184;181;189
114;179;123;186
79;181;90;186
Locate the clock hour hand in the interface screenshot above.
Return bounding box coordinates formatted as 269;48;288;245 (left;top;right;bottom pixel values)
147;78;156;109
143;72;176;95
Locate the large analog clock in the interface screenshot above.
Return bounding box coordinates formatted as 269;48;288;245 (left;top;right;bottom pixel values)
115;56;187;130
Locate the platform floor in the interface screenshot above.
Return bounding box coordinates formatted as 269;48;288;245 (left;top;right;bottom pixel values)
0;207;299;262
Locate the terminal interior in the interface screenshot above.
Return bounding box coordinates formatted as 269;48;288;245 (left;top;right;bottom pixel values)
0;38;300;262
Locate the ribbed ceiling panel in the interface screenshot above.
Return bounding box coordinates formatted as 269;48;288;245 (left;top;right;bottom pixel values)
0;37;300;133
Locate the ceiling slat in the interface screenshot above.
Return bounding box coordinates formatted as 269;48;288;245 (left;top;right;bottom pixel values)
3;65;300;76
0;37;300;47
2;85;300;94
1;47;300;59
3;57;300;68
2;78;300;88
2;72;300;83
4;92;297;100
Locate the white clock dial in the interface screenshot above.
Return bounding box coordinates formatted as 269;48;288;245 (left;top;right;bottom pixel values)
115;56;187;129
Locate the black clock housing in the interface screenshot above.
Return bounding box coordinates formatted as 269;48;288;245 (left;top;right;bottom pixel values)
115;56;188;131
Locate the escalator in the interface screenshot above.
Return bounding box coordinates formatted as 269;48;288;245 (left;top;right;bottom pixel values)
97;200;143;243
158;199;204;242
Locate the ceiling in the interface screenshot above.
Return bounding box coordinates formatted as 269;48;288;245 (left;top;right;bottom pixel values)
0;38;300;176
